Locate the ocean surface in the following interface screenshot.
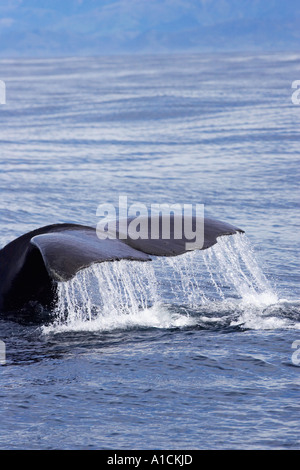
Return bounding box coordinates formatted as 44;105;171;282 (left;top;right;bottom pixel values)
0;53;299;450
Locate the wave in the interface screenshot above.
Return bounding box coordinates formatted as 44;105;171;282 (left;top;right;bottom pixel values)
42;234;300;334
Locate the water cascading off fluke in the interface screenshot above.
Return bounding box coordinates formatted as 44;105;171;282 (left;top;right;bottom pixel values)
50;233;279;332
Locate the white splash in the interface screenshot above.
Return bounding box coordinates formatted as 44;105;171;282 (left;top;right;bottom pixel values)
42;233;300;333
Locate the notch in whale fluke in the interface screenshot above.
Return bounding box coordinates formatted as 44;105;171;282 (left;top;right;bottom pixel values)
0;216;244;315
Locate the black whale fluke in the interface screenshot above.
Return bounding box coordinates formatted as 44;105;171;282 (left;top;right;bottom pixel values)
0;216;244;315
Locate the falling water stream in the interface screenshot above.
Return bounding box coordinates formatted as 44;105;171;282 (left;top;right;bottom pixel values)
43;234;298;334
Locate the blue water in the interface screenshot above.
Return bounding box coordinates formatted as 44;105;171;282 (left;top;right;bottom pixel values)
0;53;299;450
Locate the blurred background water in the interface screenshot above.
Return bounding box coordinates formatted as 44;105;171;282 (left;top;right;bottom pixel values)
0;52;299;449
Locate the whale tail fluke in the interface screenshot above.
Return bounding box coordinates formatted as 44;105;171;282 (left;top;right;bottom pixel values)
0;217;244;315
